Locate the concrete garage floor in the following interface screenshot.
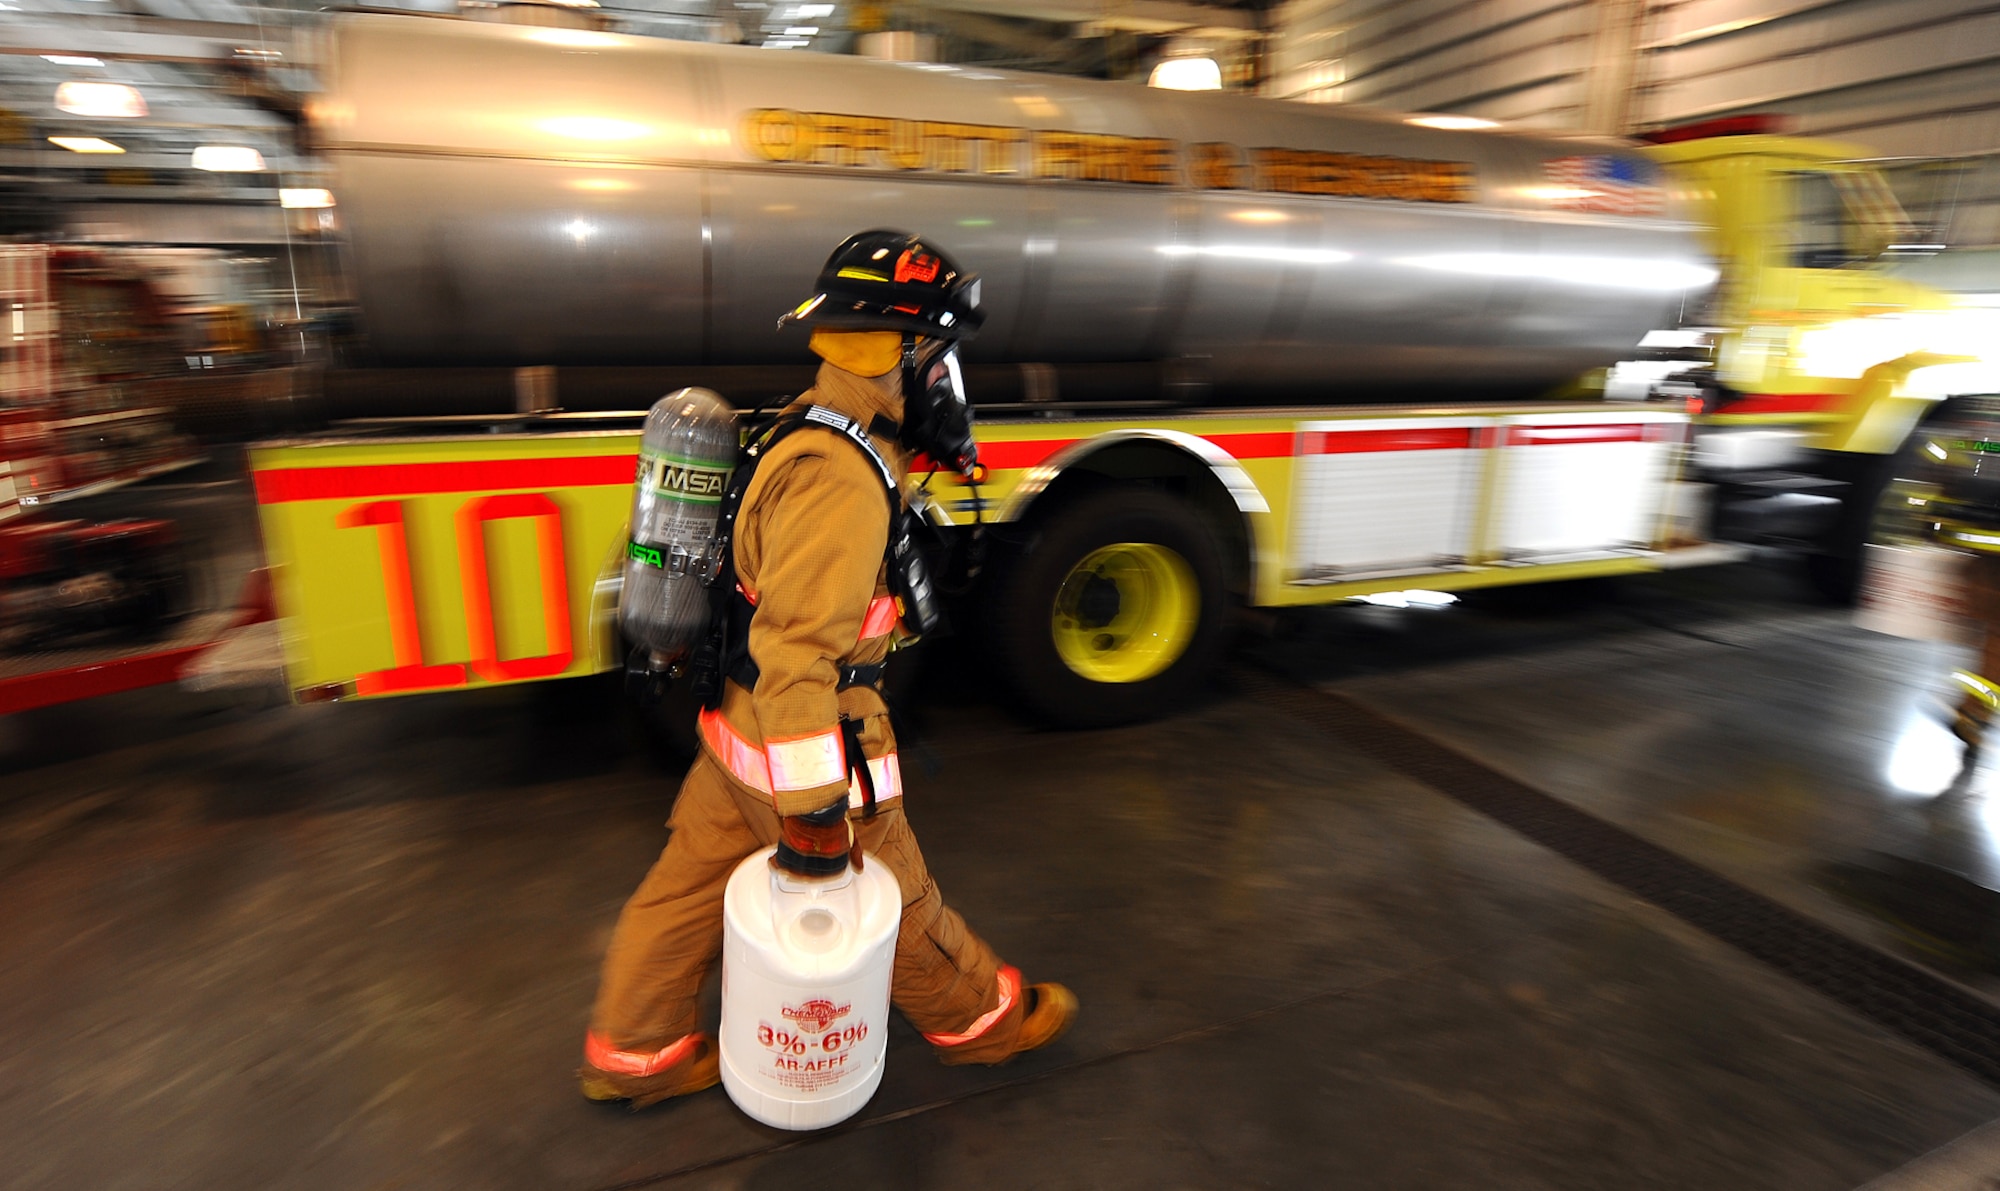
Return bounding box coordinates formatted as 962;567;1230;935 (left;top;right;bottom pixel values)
4;559;2000;1188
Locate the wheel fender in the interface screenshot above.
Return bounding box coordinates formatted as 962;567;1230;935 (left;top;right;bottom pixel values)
1834;350;1980;456
996;428;1272;592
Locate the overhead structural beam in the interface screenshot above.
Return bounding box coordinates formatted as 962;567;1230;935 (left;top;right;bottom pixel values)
0;147;292;172
0;21;300;65
922;8;1093;58
26;102;295;133
914;0;1262;39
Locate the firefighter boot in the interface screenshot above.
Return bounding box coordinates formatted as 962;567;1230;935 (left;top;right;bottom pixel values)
578;1031;721;1109
1952;702;1988;763
1011;981;1080;1055
936;979;1079;1067
1951;670;2000;771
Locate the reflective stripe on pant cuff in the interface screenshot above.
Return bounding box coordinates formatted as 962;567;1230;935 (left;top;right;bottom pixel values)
922;964;1021;1048
848;751;904;809
585;1030;702;1077
1957;670;2000;713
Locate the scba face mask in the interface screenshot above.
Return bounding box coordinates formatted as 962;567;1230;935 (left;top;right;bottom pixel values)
900;336;977;476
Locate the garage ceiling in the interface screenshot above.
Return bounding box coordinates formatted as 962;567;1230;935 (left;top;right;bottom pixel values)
0;0;1271;235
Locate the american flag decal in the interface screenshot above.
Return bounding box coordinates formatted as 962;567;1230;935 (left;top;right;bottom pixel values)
1543;155;1667;216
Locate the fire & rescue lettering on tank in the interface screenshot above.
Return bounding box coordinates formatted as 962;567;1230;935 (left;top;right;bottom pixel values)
741;108;1478;203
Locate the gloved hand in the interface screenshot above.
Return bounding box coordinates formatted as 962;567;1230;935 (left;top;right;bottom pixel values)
775;796;856;877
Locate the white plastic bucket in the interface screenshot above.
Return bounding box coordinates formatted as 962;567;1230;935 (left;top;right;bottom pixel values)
718;846;900;1130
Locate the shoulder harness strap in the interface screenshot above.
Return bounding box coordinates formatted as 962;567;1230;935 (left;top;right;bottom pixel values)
691;406;908;709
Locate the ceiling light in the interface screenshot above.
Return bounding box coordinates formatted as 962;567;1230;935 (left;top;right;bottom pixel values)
54;81;148;118
763;38;809;48
784;25;819;34
280;188;335;209
1149;58;1222;91
796;3;835;15
191;145;267;172
1406;114;1499;131
48;136;125;154
42;55;104;67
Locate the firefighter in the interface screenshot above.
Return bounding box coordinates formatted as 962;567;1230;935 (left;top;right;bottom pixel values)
1949;556;2000;766
580;230;1077;1108
1880;406;2000;771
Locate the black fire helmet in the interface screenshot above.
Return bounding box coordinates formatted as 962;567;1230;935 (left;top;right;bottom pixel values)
776;229;984;341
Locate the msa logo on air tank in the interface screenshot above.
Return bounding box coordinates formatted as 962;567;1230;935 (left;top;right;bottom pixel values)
640;451;730;503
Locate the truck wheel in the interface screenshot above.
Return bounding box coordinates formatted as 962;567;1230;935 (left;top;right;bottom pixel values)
1809;440;1931;604
1805;549;1865;605
994;488;1227;727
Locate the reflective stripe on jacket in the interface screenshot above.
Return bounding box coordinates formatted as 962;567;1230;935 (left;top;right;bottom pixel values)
699;706;905;810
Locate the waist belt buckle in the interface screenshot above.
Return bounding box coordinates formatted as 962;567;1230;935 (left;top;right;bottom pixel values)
837;663;885;690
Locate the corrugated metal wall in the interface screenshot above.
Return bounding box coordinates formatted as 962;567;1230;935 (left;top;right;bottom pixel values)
1267;0;2000;248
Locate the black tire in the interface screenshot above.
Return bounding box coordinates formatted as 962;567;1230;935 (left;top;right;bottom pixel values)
992;487;1228;728
1808;437;1937;605
1804;548;1865;605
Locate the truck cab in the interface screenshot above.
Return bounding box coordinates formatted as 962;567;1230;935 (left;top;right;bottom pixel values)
1644;122;1995;597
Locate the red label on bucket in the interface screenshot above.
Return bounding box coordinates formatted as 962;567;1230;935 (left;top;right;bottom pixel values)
781;998;850;1034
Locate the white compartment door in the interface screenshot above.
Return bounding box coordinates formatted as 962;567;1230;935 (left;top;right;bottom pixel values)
1291;418;1490;579
1491;414;1684;559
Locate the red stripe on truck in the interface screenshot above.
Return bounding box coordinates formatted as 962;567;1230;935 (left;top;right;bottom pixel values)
254;424;1384;502
1718;393;1842;417
1507;424;1651;446
253;455;637;503
0;645;210;716
964;440;1069;471
971;431;1295;472
1202;432;1294;459
1305;427;1476;454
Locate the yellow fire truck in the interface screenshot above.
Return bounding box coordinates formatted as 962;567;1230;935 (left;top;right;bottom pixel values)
239;15;1997;727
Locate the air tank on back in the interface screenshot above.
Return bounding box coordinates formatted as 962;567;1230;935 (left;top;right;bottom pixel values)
619;387;737;664
311;12;1714;404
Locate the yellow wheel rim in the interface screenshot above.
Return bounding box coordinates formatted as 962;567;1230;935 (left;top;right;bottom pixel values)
1050;542;1199;684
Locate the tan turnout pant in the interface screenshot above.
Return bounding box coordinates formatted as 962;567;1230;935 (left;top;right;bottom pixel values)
590;753;1025;1063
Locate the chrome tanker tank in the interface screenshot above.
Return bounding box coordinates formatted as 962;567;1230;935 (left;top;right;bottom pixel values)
310;12;1714;402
